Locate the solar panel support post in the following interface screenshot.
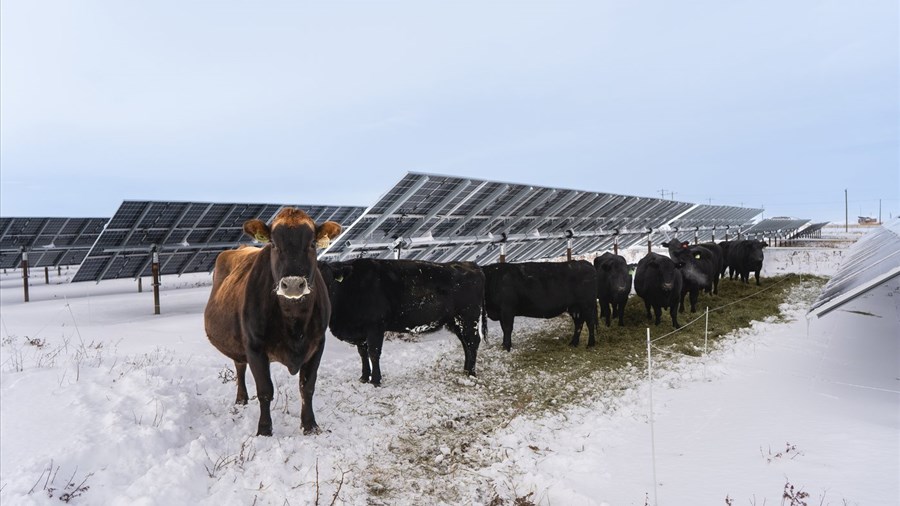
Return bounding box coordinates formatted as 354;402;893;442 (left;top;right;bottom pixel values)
647;229;653;254
613;229;620;255
138;277;143;293
151;247;161;315
44;267;49;285
565;229;574;261
499;243;507;263
21;249;29;302
694;228;699;245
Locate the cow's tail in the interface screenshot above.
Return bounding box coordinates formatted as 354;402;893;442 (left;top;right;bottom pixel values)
481;302;489;344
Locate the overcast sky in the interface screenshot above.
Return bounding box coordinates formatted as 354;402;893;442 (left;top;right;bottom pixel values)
2;1;897;222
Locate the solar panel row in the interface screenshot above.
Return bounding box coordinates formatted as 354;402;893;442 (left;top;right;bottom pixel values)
0;217;109;269
809;219;900;317
72;201;365;283
321;172;763;263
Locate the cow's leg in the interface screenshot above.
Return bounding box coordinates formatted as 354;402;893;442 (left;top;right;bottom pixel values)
600;301;612;327
500;311;515;352
234;360;249;405
653;304;662;325
246;346;274;436
356;343;371;383
367;329;385;386
688;285;699;313
570;313;584;347
298;346;323;435
644;300;652;321
754;269;761;286
586;302;598;347
713;275;719;295
670;300;681;328
450;313;480;376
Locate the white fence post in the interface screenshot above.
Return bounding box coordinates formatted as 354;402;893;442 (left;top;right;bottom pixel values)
646;328;659;506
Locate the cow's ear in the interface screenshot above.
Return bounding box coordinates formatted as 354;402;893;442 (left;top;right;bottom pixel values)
243;219;271;243
681;241;690;249
315;221;343;249
661;241;670;248
761;242;768;248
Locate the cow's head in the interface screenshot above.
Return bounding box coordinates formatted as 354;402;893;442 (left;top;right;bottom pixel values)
317;261;353;304
645;254;682;293
242;208;342;300
596;254;630;295
748;240;768;263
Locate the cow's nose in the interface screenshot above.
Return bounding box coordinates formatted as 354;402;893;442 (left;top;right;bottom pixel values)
277;276;309;299
662;282;673;291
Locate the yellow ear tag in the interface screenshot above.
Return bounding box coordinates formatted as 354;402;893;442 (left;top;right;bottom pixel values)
316;237;331;249
335;274;343;283
694;254;701;259
255;233;269;243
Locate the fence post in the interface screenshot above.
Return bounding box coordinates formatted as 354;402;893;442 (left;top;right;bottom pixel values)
152;247;161;315
21;250;29;302
704;306;709;380
647;328;659;506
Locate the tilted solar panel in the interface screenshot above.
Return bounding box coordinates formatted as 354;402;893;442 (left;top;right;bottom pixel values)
72;201;364;283
0;217;109;269
808;219;900;317
320;172;761;264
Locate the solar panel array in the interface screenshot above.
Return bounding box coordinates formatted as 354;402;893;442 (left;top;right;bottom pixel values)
320;172;763;263
0;217;109;269
788;222;828;240
741;218;811;240
650;204;764;244
72;201;364;283
808;219;900;317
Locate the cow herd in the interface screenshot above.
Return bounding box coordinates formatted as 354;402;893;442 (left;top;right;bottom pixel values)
203;208;768;436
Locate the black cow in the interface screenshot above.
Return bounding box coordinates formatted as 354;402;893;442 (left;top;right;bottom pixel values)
634;252;683;328
204;208;342;436
319;258;484;386
663;240;718;312
698;242;724;284
727;239;768;285
482;260;599;350
593;252;632;327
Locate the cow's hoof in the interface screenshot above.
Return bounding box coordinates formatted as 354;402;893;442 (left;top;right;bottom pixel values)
358;376;369;384
587;342;596;348
569;341;579;347
256;426;273;437
303;425;321;435
466;370;477;377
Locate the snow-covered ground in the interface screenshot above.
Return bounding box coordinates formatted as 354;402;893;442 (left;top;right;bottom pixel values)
0;244;897;505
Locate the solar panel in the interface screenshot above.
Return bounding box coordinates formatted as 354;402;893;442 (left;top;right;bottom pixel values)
320;172;761;263
808;219;900;317
72;201;364;283
741;217;811;240
788;222;828;240
0;217;109;269
650;204;764;245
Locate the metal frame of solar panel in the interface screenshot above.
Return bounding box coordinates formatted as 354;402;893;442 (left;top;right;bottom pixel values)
808;219;900;317
649;204;764;245
0;217;109;270
320;172;746;264
72;201;364;283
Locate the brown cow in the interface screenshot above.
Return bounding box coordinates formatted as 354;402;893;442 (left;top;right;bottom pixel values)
204;208;342;436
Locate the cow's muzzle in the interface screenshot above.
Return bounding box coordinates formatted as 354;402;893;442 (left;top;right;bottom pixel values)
276;276;311;299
